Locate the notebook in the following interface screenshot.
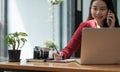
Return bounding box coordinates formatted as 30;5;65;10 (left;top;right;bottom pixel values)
26;58;76;63
79;28;120;65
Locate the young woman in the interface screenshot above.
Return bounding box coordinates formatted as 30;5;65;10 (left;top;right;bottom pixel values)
54;0;120;60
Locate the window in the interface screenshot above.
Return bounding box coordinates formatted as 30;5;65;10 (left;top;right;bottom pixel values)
0;0;7;57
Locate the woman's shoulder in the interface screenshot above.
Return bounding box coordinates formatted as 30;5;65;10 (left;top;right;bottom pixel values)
81;19;95;25
80;19;96;28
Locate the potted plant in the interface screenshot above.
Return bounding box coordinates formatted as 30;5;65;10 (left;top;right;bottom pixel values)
4;32;28;62
44;40;57;51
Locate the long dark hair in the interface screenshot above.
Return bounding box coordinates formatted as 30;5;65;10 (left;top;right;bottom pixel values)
87;0;119;27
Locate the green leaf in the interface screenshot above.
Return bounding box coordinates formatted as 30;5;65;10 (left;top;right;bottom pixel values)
4;32;28;50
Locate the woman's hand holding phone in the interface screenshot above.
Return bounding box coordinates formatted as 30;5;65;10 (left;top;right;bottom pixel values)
107;9;115;27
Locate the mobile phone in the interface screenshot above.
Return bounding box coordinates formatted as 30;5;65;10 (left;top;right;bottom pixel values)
107;10;111;26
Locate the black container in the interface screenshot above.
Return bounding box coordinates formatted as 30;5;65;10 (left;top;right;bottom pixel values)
8;50;21;62
34;46;40;59
33;46;49;59
43;50;49;59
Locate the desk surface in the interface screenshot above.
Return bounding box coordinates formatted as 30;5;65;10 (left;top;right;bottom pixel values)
0;60;120;72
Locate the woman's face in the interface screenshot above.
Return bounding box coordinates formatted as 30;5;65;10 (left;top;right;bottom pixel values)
91;0;108;22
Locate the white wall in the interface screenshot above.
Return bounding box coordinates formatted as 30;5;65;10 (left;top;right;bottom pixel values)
8;0;60;59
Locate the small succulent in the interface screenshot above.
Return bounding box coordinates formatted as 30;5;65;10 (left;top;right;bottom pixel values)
44;40;57;51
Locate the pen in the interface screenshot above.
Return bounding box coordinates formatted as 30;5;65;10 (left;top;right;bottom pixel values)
55;47;59;54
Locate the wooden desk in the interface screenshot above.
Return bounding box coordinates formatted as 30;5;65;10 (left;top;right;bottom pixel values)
0;61;120;72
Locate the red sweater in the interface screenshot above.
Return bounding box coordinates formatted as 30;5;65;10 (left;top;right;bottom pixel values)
61;19;97;59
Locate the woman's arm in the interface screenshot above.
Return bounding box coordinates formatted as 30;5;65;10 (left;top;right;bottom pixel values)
61;22;84;59
53;20;96;60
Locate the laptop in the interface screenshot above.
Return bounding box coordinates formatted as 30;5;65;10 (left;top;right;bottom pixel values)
79;28;120;65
